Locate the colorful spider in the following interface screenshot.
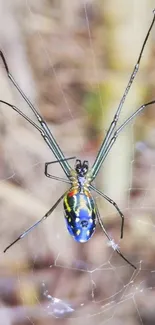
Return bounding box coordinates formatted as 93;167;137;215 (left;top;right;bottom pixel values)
1;10;155;269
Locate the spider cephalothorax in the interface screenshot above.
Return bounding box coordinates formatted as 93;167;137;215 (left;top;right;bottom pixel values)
75;159;89;177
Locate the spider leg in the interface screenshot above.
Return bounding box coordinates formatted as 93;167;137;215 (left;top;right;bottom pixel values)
90;185;124;239
0;51;71;177
95;205;136;269
115;100;155;136
44;158;75;183
0;100;43;132
45;173;71;184
94;100;155;168
45;163;71;184
92;11;155;179
0;100;75;170
45;157;76;166
4;192;66;253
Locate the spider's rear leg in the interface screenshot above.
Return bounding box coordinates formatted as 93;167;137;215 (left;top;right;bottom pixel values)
4;192;65;253
95;204;136;269
91;185;124;239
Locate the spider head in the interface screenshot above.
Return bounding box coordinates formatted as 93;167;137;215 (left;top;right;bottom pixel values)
75;159;89;176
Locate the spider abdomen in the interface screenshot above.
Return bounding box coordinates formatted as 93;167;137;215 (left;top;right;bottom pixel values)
63;189;96;242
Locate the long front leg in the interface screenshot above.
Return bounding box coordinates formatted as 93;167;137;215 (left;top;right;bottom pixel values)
4;192;65;253
91;11;155;179
91;185;124;239
92;100;155;174
0;51;71;177
0;101;75;175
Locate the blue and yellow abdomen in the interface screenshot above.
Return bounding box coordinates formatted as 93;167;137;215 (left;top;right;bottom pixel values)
63;188;96;242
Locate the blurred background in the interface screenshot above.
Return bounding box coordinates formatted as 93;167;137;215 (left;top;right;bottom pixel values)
0;0;155;324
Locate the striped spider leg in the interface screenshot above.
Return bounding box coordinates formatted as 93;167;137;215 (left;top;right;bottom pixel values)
0;51;71;177
91;9;155;179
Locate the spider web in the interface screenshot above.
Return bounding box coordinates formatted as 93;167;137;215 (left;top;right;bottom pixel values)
0;1;155;325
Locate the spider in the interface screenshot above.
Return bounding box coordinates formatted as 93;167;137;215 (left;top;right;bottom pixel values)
1;11;155;270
